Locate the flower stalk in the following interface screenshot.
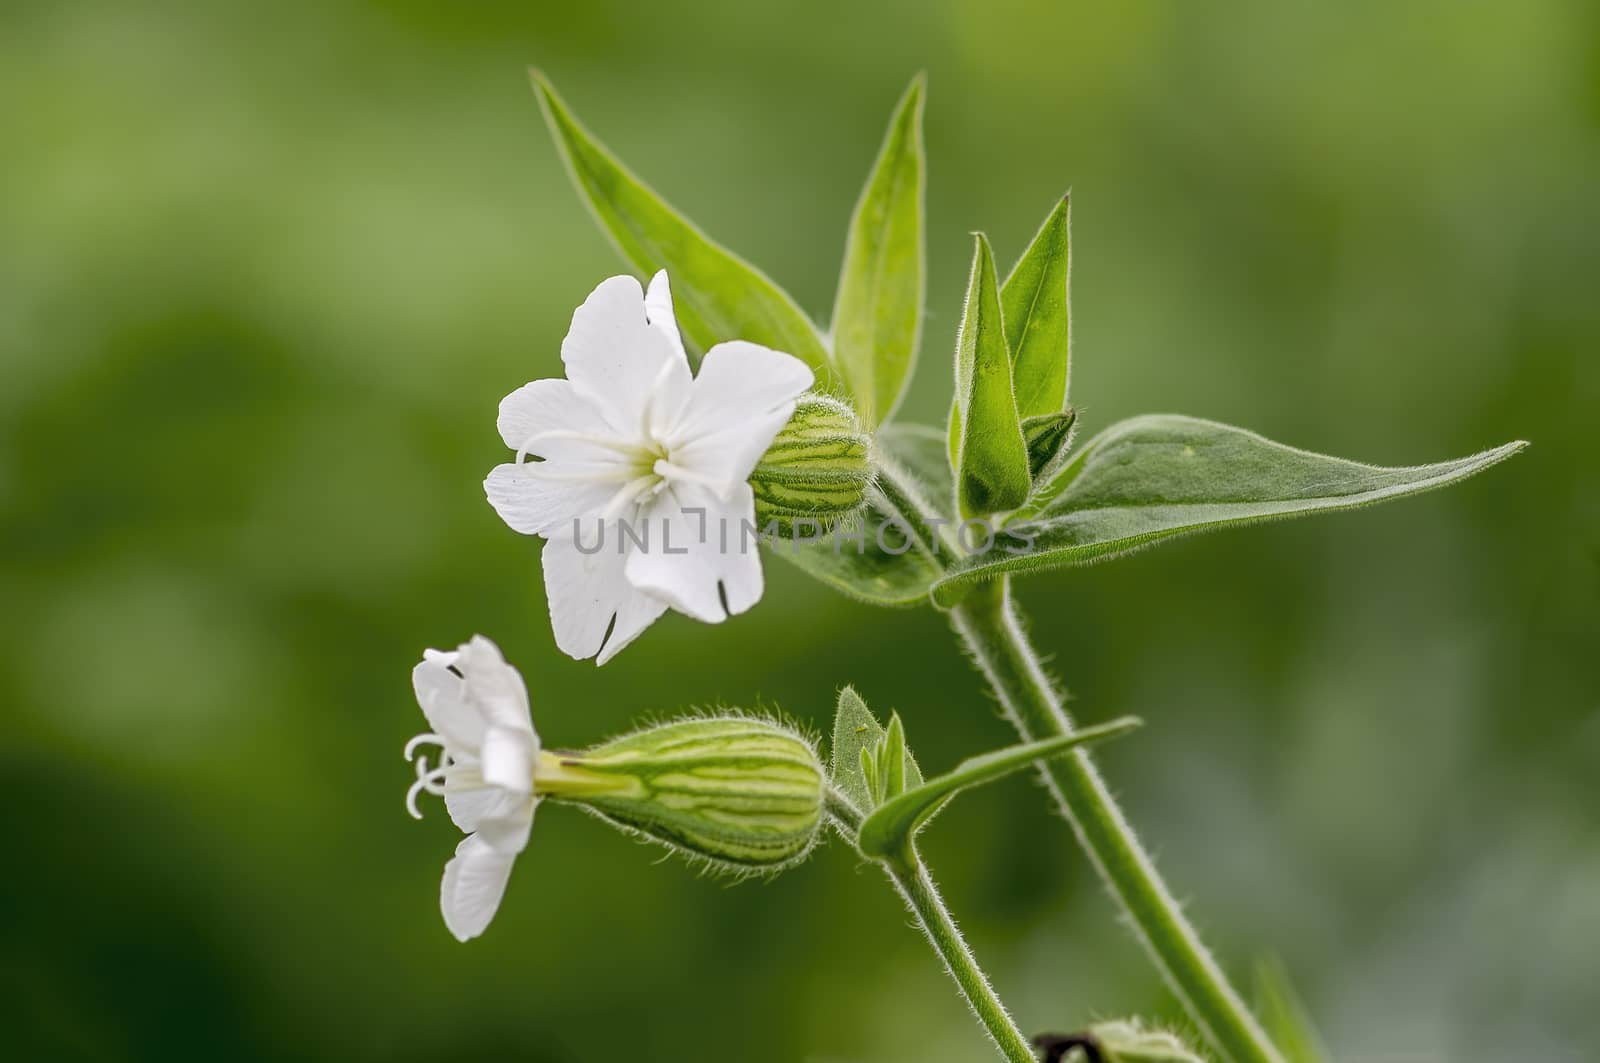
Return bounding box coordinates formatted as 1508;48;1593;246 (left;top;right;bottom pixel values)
826;792;1036;1063
949;577;1284;1063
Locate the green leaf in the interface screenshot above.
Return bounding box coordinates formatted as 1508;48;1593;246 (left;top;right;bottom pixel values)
771;424;955;606
1023;409;1078;480
531;71;833;380
831;75;925;428
929;414;1527;607
1254;959;1328;1063
829;687;884;813
1001;194;1072;418
951;234;1032;518
828;687;923;815
856;717;1141;859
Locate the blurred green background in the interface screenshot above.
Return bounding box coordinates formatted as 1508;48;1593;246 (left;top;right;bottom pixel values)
4;1;1597;1060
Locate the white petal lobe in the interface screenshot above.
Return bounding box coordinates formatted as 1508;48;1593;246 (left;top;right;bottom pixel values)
624;482;764;624
541;529;669;663
440;833;518;942
561;275;690;434
484;462;621;537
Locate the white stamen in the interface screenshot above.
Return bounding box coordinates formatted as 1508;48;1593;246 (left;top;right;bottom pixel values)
404;732;443;761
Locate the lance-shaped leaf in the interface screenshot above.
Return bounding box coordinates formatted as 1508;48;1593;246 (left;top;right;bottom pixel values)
930;414;1527;606
950;234;1032;518
855;716;1141;859
532;71;833;379
829;686;884;813
829;688;923;815
1001;194;1072;418
831;75;926;428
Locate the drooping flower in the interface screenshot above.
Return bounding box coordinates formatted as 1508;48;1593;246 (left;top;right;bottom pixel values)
405;635;541;942
484;272;814;664
405;635;826;941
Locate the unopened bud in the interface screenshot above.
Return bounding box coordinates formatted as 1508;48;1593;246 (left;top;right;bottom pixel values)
544;716;825;874
1033;1021;1202;1063
750;394;872;535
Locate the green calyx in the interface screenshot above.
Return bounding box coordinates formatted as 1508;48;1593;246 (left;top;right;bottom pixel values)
549;716;826;874
750;394;872;536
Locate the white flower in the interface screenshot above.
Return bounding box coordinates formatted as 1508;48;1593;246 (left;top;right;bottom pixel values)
484;271;814;664
405;635;540;942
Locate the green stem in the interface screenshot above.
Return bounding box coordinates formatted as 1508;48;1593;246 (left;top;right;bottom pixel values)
949;577;1283;1063
826;792;1036;1063
887;850;1038;1063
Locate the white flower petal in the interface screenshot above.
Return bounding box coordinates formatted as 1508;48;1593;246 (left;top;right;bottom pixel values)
624;481;764;624
475;806;535;854
484;461;622;537
644;270;687;365
412;652;483;750
457;636;537;738
480;725;536;793
562;274;691;435
444;785;527;835
440;831;520;942
496;378;619;461
541;528;669;663
666;341;813;491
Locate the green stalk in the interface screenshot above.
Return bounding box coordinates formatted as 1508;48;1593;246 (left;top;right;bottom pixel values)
949;577;1283;1063
826;794;1036;1063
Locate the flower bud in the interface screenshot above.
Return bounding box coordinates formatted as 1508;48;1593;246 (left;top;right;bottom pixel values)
1032;1021;1202;1063
545;716;825;874
749;394;871;535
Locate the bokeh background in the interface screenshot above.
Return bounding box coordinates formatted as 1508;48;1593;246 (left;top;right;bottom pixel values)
4;1;1597;1060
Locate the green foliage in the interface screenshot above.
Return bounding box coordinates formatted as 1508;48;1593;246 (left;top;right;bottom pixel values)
1023;409;1078;481
780;416;1523;613
829;688;923;816
931;415;1527;606
532;72;834;380
855;717;1141;860
831;75;926;428
829;686;884;813
1001;195;1073;418
950;234;1033;518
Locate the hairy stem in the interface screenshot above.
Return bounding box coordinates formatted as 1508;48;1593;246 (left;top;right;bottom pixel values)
886;850;1038;1063
827;791;1035;1063
949;577;1282;1063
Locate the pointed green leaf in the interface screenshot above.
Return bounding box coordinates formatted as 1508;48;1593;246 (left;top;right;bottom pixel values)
532;72;833;379
1255;959;1329;1063
1001;194;1072;418
856;717;1141;859
830;686;885;813
881;713;908;800
1023;409;1077;480
772;424;955;606
930;414;1527;606
831;75;926;428
951;234;1032;518
829;687;923;816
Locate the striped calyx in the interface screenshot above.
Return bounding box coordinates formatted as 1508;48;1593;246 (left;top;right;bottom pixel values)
749;394;871;536
547;716;825;874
